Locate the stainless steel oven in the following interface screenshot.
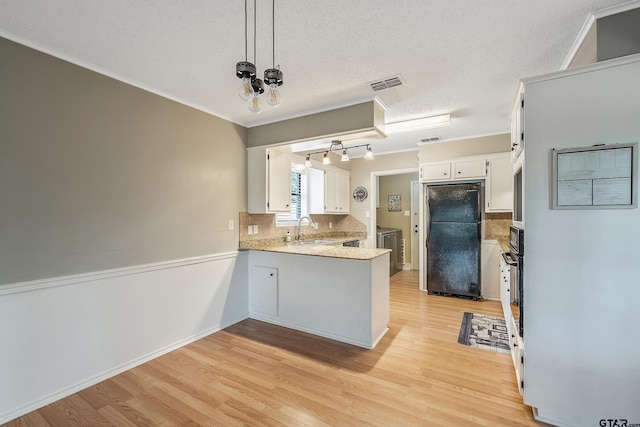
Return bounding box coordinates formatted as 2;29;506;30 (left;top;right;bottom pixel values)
509;226;524;338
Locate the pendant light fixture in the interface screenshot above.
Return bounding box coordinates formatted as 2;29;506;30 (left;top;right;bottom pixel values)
235;0;256;101
235;0;284;113
264;0;283;107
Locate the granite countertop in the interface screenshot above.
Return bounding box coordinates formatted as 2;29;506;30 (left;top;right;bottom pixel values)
240;237;390;261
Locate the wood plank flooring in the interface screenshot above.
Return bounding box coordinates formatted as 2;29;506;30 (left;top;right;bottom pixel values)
5;270;543;426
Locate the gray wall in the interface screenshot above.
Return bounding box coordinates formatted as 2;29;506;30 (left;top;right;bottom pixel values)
597;8;640;62
0;37;247;285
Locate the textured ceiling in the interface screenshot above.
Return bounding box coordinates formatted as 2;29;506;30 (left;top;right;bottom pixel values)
0;0;629;155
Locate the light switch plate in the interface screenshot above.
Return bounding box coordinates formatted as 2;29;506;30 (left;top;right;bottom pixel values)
253;224;259;234
228;219;234;230
248;225;253;235
404;210;411;216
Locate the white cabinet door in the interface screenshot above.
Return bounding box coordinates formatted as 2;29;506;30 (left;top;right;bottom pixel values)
247;147;291;213
499;252;512;332
486;153;513;212
336;169;350;213
324;167;350;213
419;162;451;182
511;87;525;162
453;158;487;178
251;266;278;317
307;167;325;215
267;150;292;212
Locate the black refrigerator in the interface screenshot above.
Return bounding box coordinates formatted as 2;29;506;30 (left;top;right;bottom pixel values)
425;183;481;299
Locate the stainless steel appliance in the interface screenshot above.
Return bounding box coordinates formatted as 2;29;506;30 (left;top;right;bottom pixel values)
425;183;481;299
376;228;402;276
509;226;524;338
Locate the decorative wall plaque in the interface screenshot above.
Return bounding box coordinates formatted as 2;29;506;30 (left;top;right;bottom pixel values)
388;194;401;211
353;186;368;202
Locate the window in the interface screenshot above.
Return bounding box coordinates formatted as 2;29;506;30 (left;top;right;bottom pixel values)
276;171;308;225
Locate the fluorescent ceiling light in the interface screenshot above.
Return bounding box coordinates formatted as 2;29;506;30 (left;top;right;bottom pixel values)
385;114;451;134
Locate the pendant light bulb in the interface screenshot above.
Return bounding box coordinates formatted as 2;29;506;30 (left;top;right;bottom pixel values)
249;93;262;114
266;83;281;107
341;149;350;162
323;152;331;165
364;145;374;160
305;155;312;168
238;76;254;101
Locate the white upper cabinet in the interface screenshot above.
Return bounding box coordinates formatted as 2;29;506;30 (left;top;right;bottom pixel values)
419;153;513;212
419;162;451;181
511;83;525;162
267;150;293;212
453;158;487;179
247;147;292;213
325;166;350;214
486;153;513;212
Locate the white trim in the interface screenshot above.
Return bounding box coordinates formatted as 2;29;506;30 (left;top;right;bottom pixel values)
0;30;242;126
524;52;640;86
369;167;419;241
0;251;241;296
416;130;510;146
1;312;247;425
560;14;596;71
592;0;640;19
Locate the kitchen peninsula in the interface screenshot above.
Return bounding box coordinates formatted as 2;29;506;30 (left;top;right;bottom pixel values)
242;238;390;349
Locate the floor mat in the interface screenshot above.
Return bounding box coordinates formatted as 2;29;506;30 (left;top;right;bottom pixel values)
457;312;511;354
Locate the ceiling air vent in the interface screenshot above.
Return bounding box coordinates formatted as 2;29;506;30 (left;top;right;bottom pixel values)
369;75;404;91
420;137;440;143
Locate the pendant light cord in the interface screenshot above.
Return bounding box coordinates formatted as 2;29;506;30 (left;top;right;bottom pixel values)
253;0;257;66
244;0;248;61
272;0;275;68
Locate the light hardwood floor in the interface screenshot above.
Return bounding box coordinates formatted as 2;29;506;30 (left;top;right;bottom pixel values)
6;270;542;426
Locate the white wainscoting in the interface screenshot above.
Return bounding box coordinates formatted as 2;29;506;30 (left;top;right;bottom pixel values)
0;251;249;424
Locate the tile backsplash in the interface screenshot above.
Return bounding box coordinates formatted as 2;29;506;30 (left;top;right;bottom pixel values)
239;212;366;247
485;212;512;250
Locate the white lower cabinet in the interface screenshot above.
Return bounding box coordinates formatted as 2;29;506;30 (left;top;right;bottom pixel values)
248;250;390;349
500;249;524;396
509;316;525;395
251;266;278;317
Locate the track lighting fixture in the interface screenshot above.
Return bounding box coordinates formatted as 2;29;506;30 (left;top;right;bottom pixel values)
305;140;375;167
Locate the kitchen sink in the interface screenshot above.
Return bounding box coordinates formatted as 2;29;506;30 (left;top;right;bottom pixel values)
295;239;334;245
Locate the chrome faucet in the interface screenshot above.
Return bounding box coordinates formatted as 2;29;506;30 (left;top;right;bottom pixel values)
297;216;315;241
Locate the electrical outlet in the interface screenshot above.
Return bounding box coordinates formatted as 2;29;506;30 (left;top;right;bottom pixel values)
253;224;259;234
329;222;332;229
365;210;370;218
228;219;234;230
404;210;411;216
248;225;253;235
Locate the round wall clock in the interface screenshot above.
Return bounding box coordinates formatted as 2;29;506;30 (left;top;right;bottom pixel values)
353;186;368;202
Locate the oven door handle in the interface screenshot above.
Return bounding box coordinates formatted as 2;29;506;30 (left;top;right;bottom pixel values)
502;252;518;266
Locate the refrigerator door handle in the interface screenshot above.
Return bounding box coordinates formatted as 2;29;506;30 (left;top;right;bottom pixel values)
425;189;431;247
